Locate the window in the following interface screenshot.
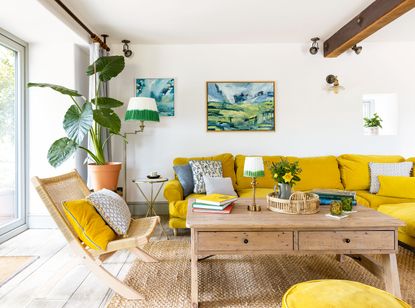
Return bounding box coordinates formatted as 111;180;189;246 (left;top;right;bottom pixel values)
0;29;27;242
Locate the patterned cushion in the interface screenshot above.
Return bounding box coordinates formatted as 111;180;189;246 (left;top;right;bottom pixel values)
189;160;223;193
369;162;413;193
87;189;131;236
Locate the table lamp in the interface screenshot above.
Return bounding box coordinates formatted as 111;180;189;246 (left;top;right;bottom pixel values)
123;97;160;201
243;157;265;212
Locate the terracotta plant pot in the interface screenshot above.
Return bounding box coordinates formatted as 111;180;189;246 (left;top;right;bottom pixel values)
88;162;122;191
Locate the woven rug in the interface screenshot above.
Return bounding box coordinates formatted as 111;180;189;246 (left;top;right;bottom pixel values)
0;256;38;287
108;240;415;308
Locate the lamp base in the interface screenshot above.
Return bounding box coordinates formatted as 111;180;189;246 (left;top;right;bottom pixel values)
247;204;261;212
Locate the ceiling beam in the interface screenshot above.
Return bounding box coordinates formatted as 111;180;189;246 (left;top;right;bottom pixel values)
323;0;415;58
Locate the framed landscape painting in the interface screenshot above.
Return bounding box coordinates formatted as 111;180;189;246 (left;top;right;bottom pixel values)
206;81;275;131
135;78;175;116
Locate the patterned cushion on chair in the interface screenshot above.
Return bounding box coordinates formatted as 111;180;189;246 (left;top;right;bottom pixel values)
87;189;131;236
189;160;223;194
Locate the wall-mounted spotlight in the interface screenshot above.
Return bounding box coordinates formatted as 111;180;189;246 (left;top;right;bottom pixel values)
309;37;320;55
351;44;363;55
326;74;345;94
122;39;133;57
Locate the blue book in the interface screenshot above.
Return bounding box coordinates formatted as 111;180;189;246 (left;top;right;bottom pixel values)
319;198;357;206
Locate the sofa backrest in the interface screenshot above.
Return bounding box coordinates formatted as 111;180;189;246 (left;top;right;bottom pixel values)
337;154;405;190
173;153;237;188
235;155;344;191
286;156;344;191
235;155;284;189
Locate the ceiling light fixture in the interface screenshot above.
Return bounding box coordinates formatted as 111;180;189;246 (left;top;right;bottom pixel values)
351;44;363;55
309;37;320;55
122;40;133;57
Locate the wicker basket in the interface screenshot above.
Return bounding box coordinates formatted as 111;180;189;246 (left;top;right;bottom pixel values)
266;191;320;215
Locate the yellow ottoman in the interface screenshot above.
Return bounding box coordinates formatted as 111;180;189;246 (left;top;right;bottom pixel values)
282;280;409;308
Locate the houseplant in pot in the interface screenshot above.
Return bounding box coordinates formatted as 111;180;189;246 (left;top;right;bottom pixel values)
364;113;383;135
28;55;126;191
268;158;302;199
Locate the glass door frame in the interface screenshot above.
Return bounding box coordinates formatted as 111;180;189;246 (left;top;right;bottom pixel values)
0;28;28;243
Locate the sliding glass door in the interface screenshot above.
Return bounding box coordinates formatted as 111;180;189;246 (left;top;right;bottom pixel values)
0;29;27;242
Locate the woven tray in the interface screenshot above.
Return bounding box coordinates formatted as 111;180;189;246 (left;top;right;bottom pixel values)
266;191;320;215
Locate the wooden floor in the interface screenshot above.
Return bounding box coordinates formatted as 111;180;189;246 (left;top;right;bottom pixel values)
0;216;179;308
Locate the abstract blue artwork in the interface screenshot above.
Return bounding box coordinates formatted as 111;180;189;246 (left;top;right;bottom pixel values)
135;78;175;116
207;81;275;131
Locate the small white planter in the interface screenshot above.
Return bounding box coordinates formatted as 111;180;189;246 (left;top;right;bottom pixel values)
364;127;380;135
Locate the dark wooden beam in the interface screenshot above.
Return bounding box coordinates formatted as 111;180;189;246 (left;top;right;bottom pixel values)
324;0;415;57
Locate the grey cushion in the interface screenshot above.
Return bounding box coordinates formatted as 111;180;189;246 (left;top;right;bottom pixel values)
189;160;223;194
369;162;413;193
203;176;237;196
87;189;131;236
173;164;194;197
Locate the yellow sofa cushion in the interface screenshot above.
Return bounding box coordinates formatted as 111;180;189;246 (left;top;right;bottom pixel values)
237;188;274;198
378;176;415;199
378;203;415;238
235;155;283;189
337;154;404;190
356;190;415;210
63;199;116;250
282;280;410;308
286;156;343;191
173;153;236;188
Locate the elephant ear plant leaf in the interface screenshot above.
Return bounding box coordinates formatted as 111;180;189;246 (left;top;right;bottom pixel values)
28;55;126;167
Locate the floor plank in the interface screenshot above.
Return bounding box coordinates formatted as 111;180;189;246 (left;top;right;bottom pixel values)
0;215;173;308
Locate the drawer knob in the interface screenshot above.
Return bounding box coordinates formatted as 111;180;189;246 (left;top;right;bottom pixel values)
243;239;249;244
344;238;351;243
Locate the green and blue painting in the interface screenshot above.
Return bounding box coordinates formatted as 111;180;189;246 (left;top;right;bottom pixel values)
136;78;174;116
207;81;275;131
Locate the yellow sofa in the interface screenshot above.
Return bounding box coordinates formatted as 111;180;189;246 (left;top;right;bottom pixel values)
164;153;415;247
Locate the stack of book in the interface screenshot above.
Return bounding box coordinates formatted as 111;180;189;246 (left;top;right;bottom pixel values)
192;194;237;214
312;189;357;206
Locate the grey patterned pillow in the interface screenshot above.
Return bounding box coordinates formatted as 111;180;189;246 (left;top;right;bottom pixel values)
87;189;131;236
189;160;223;193
369;162;413;193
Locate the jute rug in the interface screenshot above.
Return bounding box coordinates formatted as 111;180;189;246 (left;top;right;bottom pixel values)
108;240;415;308
0;256;38;287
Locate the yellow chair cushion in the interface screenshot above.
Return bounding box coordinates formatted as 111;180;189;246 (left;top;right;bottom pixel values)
378;203;415;237
356;190;415;210
286;156;344;191
63;199;116;250
337;154;404;190
173;153;236;188
237;188;274;198
235;155;284;189
378;176;415;199
282;280;410;308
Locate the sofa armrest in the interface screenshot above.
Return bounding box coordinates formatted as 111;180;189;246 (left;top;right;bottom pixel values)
164;179;184;202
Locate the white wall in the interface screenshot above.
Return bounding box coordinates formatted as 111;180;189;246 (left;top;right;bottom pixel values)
108;42;415;203
28;43;89;227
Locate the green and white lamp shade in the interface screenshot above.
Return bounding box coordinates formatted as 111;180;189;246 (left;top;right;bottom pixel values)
243;157;265;178
125;97;160;122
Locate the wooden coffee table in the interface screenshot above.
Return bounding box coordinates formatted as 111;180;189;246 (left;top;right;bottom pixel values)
186;198;405;307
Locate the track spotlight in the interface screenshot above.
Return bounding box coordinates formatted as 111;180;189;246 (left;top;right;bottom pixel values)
351;44;362;55
309;37;320;55
122;40;133;57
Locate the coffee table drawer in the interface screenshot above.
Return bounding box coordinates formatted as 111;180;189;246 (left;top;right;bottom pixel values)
198;231;293;251
298;231;395;251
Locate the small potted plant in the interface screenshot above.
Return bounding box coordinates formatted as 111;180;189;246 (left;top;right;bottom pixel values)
268;159;302;199
363;113;383;135
28;55;126;191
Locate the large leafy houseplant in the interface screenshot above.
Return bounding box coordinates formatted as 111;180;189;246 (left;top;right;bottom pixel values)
28;55;125;168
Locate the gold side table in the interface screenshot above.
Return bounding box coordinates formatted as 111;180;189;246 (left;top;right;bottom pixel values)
132;177;169;239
